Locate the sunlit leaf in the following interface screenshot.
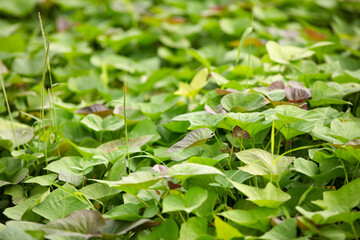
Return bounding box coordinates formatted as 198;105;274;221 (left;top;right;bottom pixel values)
230;182;291;208
174;68;209;97
266;41;314;64
168;163;224;181
221;92;269;112
219;207;279;232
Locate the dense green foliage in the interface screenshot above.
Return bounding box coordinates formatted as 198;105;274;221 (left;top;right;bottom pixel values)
0;0;360;239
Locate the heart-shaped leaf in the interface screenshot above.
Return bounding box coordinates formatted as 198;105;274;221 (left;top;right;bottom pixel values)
230;181;291;208
236;149;294;181
221;92;269;112
266;41;314;64
42;210;105;237
174;68;209;97
167;163;224;181
166;128;214;153
162;187;207;213
75;104;112;118
219;207;279;232
95;171;162;195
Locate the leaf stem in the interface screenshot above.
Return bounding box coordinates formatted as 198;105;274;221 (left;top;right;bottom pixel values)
350;221;359;240
0;73;19;151
123;77;130;174
132;193;166;222
179;211;186;223
203;144;214;158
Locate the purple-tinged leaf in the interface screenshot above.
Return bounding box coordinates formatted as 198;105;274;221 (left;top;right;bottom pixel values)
268;81;285;91
75;104;112;118
152;164;169;176
216;88;240;96
166;128;214;153
42;210;105;238
232;126;251;139
284;86;311;103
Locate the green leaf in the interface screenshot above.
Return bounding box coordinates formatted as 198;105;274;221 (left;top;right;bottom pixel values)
97;135;153;154
0;33;25;53
179;217;209;240
80;114;124;132
266;41;315;64
80;183;121;202
235;149;294;181
210;71;229;85
219;18;252;35
221;92;269;112
187;49;211;68
296;206;360;225
106;157;126;181
328;117;360;143
293;158;343;185
0;118;34;148
0;226;36;240
260;218;297;240
174;68;209;97
95;171;162;195
162;187;207;213
0;0;37;17
24;174;57;186
129;118;161;143
312;178;360;209
3;191;47;220
44;157;83;184
167;163;224;181
42;210;105;238
230;182;290;208
103;204;142;221
167;128;214;153
188;114;226;130
225;112;272;137
219;207;279;232
138;217;179;240
188;155;226;167
90;53;136;73
4;185;25;204
73;157;108;171
32;183;89;221
159;35;190;49
214;216;243;240
0;157;28;186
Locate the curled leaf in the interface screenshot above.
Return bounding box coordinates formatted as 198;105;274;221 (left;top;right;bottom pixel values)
268;81;285;91
232;126;251;139
75;104;112;118
152;164;169;176
166;128;214;153
284;86;311;103
215;88;240;95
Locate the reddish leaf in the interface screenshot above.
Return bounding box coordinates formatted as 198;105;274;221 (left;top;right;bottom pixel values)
305;28;327;41
268;81;285;91
56;17;72;32
167;180;182;190
166;16;186;24
284;86;311;103
205;105;217;115
75;104;112;118
232;126;251;139
152;164;168;176
216;88;240;95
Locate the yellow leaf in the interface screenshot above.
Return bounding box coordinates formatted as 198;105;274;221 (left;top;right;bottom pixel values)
174;68;209;97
